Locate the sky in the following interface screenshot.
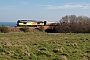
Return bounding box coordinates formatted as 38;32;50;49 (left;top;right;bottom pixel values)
0;0;90;22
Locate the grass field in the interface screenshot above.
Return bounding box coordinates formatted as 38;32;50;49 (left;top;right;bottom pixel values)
0;32;90;60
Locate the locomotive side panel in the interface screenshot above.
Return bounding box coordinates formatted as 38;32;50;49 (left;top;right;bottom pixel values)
17;20;45;26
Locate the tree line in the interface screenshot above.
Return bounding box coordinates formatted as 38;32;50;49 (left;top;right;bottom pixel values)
53;15;90;33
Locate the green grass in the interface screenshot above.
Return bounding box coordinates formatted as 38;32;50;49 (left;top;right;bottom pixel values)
0;33;90;60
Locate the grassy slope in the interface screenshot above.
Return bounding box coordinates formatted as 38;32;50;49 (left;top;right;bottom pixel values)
0;33;90;60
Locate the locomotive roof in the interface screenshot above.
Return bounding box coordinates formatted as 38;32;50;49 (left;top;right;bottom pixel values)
18;20;37;22
18;20;44;22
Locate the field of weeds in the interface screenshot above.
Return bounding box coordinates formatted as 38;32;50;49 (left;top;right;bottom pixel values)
0;33;90;60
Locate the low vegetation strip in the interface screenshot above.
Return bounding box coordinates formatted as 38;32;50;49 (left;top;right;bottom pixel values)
0;33;90;60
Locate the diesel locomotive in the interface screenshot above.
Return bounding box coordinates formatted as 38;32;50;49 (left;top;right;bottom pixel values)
17;20;46;26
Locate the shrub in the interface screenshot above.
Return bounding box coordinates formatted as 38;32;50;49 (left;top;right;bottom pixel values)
0;25;9;33
20;27;30;32
39;26;44;32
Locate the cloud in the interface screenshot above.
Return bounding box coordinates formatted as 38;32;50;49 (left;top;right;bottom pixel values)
20;2;28;4
47;4;88;9
36;5;52;7
38;4;89;9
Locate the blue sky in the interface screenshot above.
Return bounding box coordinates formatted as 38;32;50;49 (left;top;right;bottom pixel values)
0;0;90;22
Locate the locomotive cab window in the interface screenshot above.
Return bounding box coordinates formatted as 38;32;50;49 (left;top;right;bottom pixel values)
23;22;27;24
37;22;40;24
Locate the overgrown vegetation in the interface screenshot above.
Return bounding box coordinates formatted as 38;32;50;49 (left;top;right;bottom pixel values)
0;25;9;33
54;15;90;33
39;26;44;32
20;27;30;32
0;33;90;60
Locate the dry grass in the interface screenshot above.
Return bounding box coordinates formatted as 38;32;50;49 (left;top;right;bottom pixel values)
0;33;90;60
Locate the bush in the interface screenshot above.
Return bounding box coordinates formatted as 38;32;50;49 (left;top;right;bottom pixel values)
39;26;44;32
0;25;9;33
20;27;30;32
55;15;90;33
